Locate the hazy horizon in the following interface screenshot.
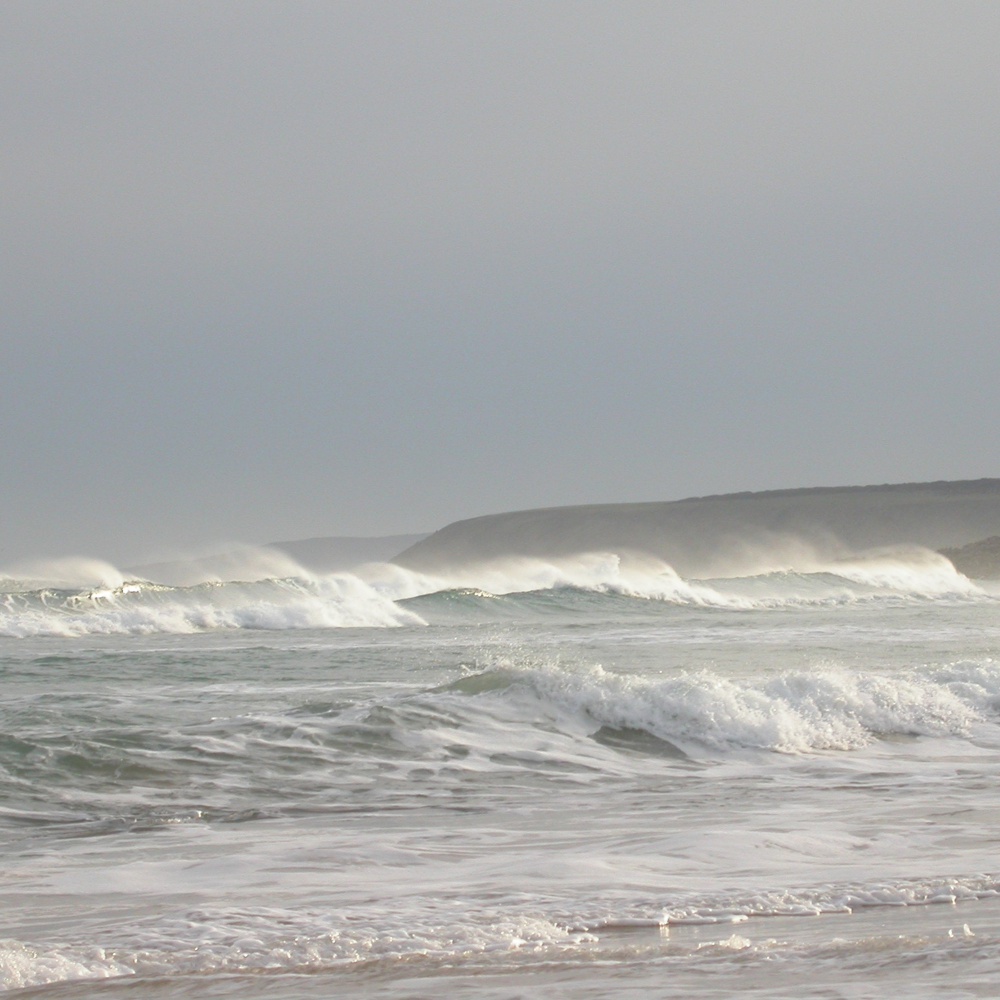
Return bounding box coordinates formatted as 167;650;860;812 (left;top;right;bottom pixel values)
4;1;999;565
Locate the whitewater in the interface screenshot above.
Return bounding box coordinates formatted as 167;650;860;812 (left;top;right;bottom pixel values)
3;539;1000;997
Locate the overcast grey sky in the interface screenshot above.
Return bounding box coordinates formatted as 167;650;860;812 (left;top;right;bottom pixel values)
3;1;998;563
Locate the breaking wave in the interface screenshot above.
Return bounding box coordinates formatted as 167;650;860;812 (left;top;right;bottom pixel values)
458;657;1000;754
0;544;990;638
0;576;423;637
371;546;986;608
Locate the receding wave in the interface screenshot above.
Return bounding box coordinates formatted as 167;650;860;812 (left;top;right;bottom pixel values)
0;906;586;992
654;875;1000;926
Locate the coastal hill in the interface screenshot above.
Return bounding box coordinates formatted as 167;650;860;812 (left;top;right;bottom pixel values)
939;536;1000;579
393;479;1000;579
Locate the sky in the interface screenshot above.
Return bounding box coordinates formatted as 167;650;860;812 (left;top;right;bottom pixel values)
3;0;999;564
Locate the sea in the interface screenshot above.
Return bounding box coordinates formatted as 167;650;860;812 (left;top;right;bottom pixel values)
3;548;1000;998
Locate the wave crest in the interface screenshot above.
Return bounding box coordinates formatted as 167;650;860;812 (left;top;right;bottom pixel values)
0;543;988;638
484;658;1000;754
0;575;423;638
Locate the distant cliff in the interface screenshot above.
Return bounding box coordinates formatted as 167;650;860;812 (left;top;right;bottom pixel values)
394;479;1000;579
939;536;1000;579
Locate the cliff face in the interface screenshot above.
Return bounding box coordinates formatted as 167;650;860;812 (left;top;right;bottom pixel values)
393;479;1000;579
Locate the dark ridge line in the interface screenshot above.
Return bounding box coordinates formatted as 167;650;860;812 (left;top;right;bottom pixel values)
419;478;1000;534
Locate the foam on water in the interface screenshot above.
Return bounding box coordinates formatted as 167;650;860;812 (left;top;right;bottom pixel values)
0;543;989;639
357;553;763;618
454;553;966;613
475;657;1000;753
0;575;423;637
0;940;135;992
371;547;987;608
3;876;999;992
657;874;1000;925
0;906;586;992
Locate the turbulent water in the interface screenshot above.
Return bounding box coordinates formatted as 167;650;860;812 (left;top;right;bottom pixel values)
3;547;1000;997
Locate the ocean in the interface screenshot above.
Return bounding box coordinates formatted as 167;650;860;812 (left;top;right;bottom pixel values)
3;548;1000;997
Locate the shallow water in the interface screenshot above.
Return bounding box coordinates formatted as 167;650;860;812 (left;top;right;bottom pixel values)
2;559;1000;996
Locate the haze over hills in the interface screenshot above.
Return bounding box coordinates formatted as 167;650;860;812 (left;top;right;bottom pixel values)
394;479;1000;579
267;534;427;573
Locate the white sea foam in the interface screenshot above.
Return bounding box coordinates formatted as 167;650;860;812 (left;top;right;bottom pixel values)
4;876;998;992
659;875;1000;925
361;552;741;605
0;544;986;640
492;658;1000;753
1;551;982;638
365;547;986;610
0;940;136;992
0;906;586;991
0;574;423;637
